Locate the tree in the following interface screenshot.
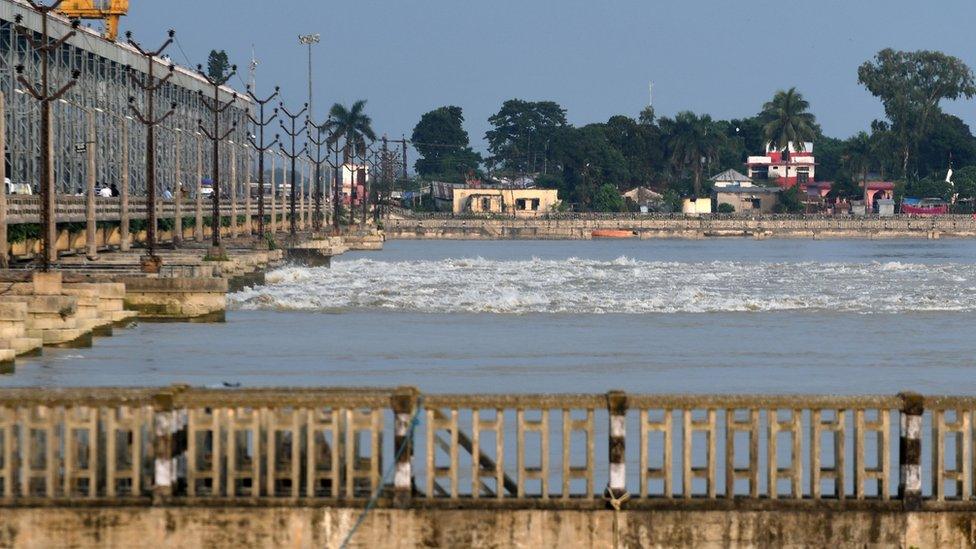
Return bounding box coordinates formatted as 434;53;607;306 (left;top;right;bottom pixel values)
207;50;230;81
666;111;724;197
485;99;567;175
411;106;482;180
591;183;626;212
858;48;976;178
842;132;872;203
758;87;819;158
324;100;377;160
916;113;976;178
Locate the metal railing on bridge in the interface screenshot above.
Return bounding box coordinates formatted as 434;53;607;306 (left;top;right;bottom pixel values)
0;387;970;508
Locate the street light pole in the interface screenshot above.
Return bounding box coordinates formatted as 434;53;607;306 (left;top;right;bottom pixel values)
298;33;320;120
196;63;238;256
246;85;279;241
13;4;80;271
126;29;177;270
278;102;308;239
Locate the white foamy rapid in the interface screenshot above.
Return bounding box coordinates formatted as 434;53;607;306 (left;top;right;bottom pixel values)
228;257;976;314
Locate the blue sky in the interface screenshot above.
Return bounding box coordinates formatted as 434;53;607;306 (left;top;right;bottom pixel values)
123;0;976;152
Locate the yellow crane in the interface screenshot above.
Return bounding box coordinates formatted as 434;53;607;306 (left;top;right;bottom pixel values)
56;0;129;41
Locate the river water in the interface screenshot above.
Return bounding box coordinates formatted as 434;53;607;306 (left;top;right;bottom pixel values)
6;239;976;393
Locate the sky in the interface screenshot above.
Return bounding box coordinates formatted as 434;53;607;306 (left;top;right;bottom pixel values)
122;0;976;154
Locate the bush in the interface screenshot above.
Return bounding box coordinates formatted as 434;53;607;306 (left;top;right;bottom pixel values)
717;203;735;214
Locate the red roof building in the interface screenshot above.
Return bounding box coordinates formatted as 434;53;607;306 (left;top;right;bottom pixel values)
746;142;815;189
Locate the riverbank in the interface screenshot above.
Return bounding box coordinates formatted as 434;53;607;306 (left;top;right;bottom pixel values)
385;215;976;240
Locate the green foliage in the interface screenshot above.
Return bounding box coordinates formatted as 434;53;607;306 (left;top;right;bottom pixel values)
759;87;819;154
207;50;231;82
663;111;724;197
129;219;147;232
774;186;804;213
904;177;952;201
8;223;40;243
591;184;626;212
486;99;567;174
858;48;976;177
717;203;735;214
412;106;482;180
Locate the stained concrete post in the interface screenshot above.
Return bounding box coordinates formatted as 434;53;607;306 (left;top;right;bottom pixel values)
119;117;131;251
392;386;417;507
244;144;252;236
270;153;277;235
899;391;924;510
230;142;238;238
195;135;203;242
152;387;187;502
85;109;97;259
606;390;629;506
173;130;182;246
0;92;8;268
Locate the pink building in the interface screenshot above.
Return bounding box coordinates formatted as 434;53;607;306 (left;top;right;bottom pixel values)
746;143;815;189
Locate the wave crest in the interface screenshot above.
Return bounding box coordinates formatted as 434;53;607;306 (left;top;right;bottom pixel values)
228;257;973;314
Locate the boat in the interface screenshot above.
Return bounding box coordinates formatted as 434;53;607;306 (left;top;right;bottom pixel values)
592;229;637;239
901;198;948;216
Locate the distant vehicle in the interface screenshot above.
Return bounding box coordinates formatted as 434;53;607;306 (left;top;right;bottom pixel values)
200;179;214;198
5;178;32;195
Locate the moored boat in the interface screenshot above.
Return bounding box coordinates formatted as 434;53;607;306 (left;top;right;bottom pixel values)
592;229;637;239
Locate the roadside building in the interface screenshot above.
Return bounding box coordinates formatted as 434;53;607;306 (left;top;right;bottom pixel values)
746;142;815;188
682;197;712;215
709;169;753;188
431;181;466;211
452;188;560;216
622;186;663;211
712;186;780;214
340;163;369;206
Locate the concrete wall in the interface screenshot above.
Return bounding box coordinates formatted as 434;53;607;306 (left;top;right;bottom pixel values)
386;216;976;240
2;505;976;548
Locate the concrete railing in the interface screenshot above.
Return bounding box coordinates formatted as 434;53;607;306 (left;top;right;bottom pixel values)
5;196;306;225
2;388;974;508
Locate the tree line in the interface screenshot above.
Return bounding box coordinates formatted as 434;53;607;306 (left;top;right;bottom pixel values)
410;48;976;212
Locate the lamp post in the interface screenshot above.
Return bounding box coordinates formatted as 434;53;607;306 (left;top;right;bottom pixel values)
298;33;320;119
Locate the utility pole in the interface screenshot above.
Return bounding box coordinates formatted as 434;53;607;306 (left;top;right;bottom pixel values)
278;102;307;239
196;63;238;256
126;29;176;271
323;118;342;235
298;34;320;119
306;118;330;233
246;85;279;241
13;4;80;271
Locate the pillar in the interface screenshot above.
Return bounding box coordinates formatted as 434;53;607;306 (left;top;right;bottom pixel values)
230;141;238;238
606;390;629;505
195;135;203;242
173;130;182;246
391;386;418;507
899;391;923;510
119;117;131;252
270;153;278;235
244;144;252;236
85;109;97;259
0;92;8;268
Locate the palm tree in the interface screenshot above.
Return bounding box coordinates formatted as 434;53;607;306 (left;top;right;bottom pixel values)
324;101;377;226
759;87;818;162
843;131;873;207
667;111;724;197
324;100;377;161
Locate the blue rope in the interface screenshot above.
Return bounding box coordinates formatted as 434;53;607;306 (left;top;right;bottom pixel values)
340;396;425;548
